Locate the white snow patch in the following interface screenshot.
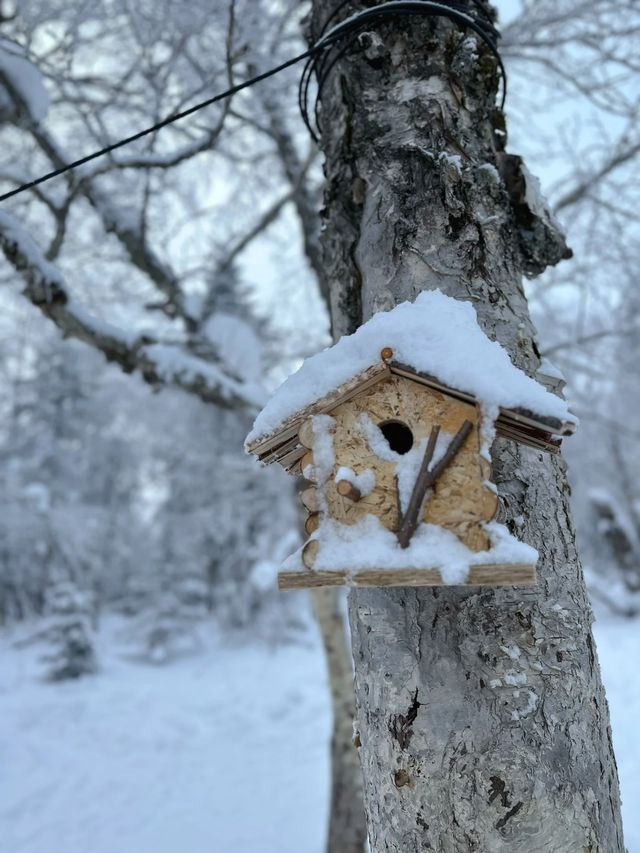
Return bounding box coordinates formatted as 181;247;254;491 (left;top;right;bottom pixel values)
538;357;566;383
501;644;522;660
335;466;375;498
143;344;266;407
0;210;64;287
0;619;331;853
0;38;50;122
356;413;397;462
504;671;527;686
66;297;139;347
311;415;336;486
479;402;498;461
462;35;479;57
300;515;537;586
511;689;539;721
354;413;455;512
247;290;575;445
440;152;463;173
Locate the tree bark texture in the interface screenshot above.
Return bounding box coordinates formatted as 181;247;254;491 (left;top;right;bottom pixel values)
311;2;626;851
313;588;368;853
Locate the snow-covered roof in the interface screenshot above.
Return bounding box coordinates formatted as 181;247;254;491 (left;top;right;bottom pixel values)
246;290;576;451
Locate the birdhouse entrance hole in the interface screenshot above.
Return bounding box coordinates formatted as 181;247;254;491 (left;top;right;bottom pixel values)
379;420;413;455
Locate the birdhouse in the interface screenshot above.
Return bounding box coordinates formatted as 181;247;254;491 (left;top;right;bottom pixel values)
245;291;576;590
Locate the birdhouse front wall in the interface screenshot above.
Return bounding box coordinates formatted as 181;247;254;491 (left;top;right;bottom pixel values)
310;375;498;552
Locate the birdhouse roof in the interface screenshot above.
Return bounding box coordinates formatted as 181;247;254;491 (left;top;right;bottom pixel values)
246;291;577;469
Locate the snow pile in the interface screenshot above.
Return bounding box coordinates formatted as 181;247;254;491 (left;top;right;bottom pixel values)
0;38;50;122
247;290;575;444
284;516;537;585
310;414;336;485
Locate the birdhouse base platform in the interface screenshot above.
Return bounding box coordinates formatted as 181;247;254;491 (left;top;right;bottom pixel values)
278;563;537;590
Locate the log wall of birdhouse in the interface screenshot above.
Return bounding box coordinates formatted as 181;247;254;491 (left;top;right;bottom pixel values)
305;375;498;552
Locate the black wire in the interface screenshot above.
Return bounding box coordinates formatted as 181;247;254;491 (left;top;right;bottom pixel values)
0;0;506;204
0;47;320;204
301;0;506;141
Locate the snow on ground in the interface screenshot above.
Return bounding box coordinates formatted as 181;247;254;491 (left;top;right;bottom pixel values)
593;614;640;853
0;618;331;853
1;612;638;853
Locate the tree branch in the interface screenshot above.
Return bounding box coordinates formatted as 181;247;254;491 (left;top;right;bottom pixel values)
396;421;473;549
554;139;640;212
0;68;198;326
0;210;263;413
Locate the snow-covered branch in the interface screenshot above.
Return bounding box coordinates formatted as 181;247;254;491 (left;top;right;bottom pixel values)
0;210;264;412
0;66;194;324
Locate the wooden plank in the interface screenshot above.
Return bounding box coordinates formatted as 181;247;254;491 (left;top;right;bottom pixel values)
253;426;300;459
495;423;560;454
273;445;306;470
278;563;537;590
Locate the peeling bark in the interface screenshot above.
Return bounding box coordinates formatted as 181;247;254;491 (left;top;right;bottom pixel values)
311;2;625;850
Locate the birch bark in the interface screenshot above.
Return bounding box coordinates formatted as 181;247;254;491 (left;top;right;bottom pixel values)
310;2;626;850
313;588;368;853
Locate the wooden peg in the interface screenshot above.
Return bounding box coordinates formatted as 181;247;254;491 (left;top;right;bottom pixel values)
336;479;362;502
481;485;499;520
302;538;319;569
305;513;321;535
300;486;319;512
298;418;315;450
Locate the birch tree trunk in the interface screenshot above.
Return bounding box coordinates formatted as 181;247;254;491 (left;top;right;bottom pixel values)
310;2;626;850
313;588;368;853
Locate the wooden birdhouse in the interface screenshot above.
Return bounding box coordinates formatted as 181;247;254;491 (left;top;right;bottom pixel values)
245;291;576;590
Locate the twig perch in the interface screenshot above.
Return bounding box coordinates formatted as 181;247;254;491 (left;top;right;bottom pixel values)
396;420;473;548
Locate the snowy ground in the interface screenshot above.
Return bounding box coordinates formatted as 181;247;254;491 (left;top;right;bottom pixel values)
595;615;640;853
1;619;331;853
1;612;638;853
